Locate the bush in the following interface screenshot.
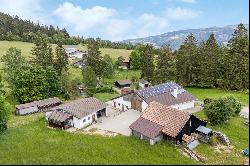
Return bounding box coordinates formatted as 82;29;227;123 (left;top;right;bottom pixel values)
226;96;241;115
204;96;240;126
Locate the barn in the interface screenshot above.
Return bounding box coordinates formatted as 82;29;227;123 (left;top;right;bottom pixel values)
114;80;132;89
120;56;131;69
131;82;197;112
46;97;106;129
15;97;62;115
129;101;207;145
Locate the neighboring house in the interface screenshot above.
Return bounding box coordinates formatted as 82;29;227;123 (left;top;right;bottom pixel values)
69;50;88;59
15;97;62;115
46;97;106;129
106;94;134;111
63;45;77;54
139;79;150;89
114;80;132;89
119;56;131;69
129;101;207;145
131;82;197;112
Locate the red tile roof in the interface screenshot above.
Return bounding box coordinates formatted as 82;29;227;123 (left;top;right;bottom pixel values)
130;101;190;139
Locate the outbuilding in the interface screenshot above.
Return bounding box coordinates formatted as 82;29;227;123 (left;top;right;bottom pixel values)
114;80;132;89
139;79;150;89
46;97;106;129
15;97;62;115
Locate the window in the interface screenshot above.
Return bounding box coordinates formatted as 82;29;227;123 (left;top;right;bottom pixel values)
83;119;86;123
88;117;90;120
118;103;120;106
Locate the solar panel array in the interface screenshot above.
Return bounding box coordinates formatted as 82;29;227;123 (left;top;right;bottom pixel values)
137;82;186;99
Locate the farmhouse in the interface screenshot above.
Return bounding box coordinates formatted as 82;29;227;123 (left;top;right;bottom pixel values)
131;82;197;112
15;97;62;115
114;80;132;89
129;101;207;145
46;97;106;129
120;56;131;69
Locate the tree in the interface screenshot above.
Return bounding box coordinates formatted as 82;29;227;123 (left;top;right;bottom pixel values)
196;34;222;87
0;74;10;134
86;38;104;79
31;31;54;68
130;50;141;70
176;33;198;86
154;44;176;84
54;43;69;75
1;47;26;88
204;96;240;125
115;56;124;69
141;44;155;82
102;54;114;80
82;66;97;97
13;65;60;103
223;23;249;90
60;69;80;100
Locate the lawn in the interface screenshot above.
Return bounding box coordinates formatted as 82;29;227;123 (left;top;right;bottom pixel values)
186;87;249;106
193;111;249;165
0;117;197;165
94;92;120;102
77;44;132;61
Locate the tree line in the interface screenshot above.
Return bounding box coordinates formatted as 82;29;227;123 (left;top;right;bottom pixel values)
129;23;249;91
0;12;134;49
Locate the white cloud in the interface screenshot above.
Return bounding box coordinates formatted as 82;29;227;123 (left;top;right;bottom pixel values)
180;0;196;3
0;0;53;25
166;7;201;20
54;2;116;32
54;2;180;41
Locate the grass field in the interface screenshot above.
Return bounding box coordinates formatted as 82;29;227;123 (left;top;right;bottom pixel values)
77;44;132;61
0;117;197;165
186;87;249;106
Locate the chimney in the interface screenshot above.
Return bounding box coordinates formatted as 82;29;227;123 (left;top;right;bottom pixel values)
171;88;178;98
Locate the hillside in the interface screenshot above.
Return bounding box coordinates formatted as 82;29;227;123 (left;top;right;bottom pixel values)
122;24;249;50
0;41;132;62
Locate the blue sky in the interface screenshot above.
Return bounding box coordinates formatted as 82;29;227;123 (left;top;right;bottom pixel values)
0;0;248;41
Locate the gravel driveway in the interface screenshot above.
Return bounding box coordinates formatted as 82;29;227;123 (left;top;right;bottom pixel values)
84;109;141;136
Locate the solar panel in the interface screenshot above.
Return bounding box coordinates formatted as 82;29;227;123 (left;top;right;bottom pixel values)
137;82;186;99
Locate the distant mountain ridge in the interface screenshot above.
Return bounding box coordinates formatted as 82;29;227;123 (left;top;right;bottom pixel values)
122;24;249;50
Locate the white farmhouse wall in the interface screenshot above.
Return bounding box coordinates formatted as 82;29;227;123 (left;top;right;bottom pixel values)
18;106;39;115
73;112;97;129
171;101;195;110
107;96;131;111
141;101;149;112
